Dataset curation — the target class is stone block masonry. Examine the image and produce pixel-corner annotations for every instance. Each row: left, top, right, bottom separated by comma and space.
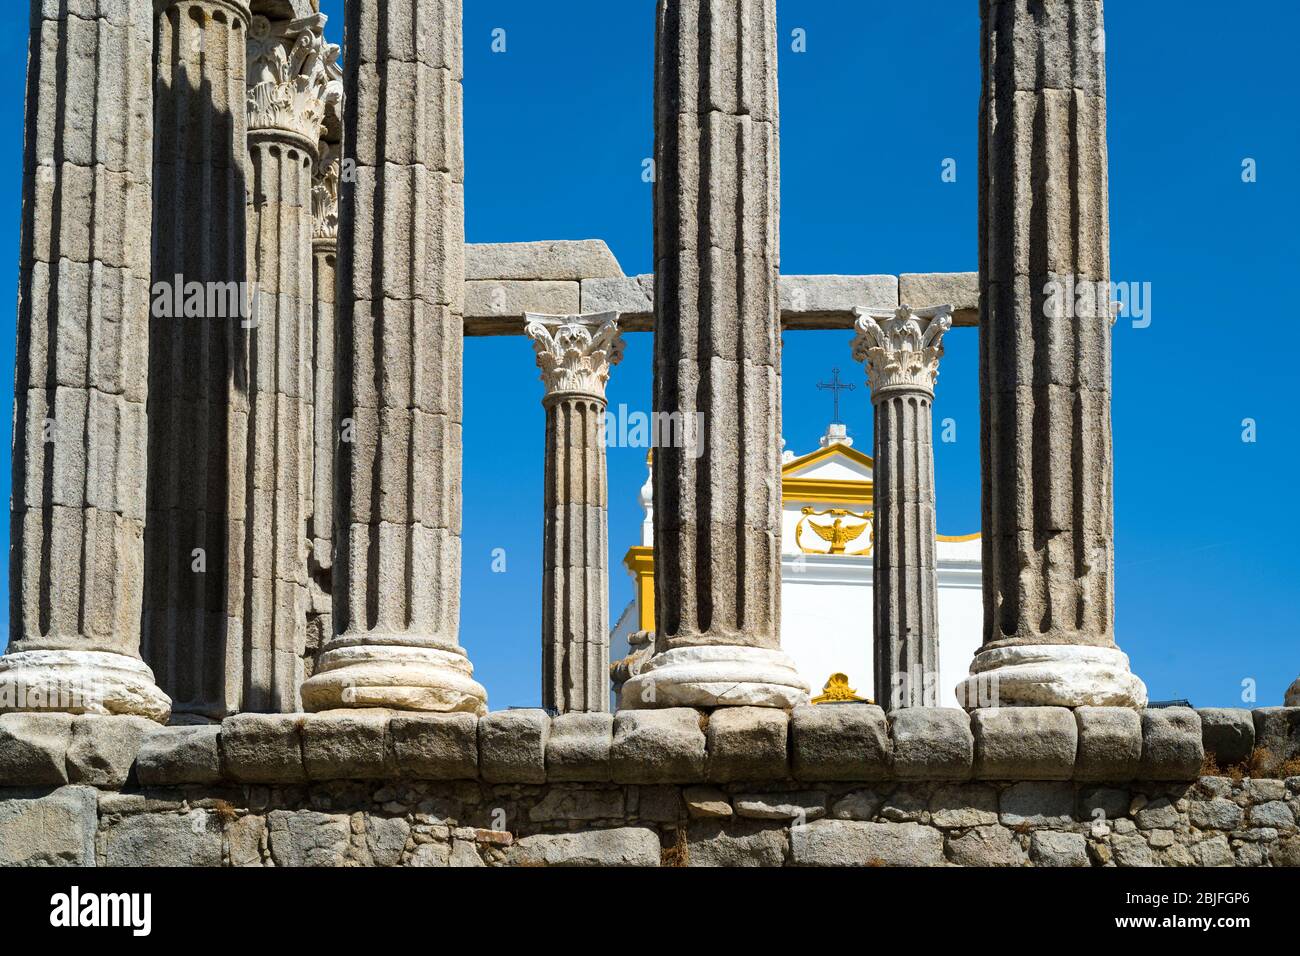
0, 708, 1296, 866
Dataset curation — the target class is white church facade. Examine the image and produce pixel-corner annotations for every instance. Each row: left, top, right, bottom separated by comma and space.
611, 425, 983, 709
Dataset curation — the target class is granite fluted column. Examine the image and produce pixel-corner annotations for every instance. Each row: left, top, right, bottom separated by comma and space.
241, 13, 340, 711
958, 0, 1146, 709
852, 305, 951, 710
141, 0, 251, 719
307, 133, 340, 680
1, 0, 169, 720
300, 0, 486, 713
525, 312, 624, 714
623, 0, 808, 709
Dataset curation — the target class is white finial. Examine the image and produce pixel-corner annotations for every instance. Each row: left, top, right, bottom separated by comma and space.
820, 423, 853, 448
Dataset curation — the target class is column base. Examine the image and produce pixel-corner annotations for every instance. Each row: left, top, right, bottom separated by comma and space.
621, 646, 810, 710
1286, 678, 1300, 708
0, 650, 171, 723
300, 642, 488, 715
956, 644, 1148, 710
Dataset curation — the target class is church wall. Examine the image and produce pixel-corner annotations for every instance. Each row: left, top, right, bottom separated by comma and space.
1, 707, 1295, 866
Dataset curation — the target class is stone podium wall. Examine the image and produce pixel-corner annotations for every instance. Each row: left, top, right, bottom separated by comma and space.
1, 707, 1297, 866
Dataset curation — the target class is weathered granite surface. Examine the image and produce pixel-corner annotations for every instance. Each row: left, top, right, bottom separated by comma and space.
460, 240, 978, 334
0, 708, 1295, 866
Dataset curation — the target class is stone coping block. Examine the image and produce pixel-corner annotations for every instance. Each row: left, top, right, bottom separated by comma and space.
1075, 706, 1142, 781
4, 708, 1292, 789
136, 725, 222, 786
973, 707, 1077, 780
220, 714, 307, 784
790, 704, 891, 781
390, 713, 479, 780
1199, 708, 1256, 766
1253, 707, 1300, 763
891, 708, 974, 781
480, 710, 550, 784
547, 713, 613, 782
1140, 708, 1205, 780
302, 711, 394, 781
611, 709, 706, 783
706, 707, 788, 782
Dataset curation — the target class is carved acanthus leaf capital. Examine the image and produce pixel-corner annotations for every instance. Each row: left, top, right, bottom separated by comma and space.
851, 304, 952, 397
247, 14, 343, 147
525, 312, 625, 399
313, 140, 341, 241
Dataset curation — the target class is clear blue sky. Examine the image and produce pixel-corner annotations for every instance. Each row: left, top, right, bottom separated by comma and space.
1, 2, 1295, 710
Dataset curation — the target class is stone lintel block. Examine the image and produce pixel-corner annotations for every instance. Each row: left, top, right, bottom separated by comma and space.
0, 712, 74, 785
219, 713, 307, 784
898, 272, 979, 323
611, 709, 706, 784
790, 704, 891, 781
779, 274, 898, 317
65, 714, 156, 788
1140, 708, 1205, 781
1252, 707, 1300, 764
973, 707, 1077, 780
466, 240, 624, 281
135, 725, 222, 786
389, 713, 479, 779
890, 708, 974, 781
463, 280, 579, 322
706, 706, 788, 782
546, 712, 613, 782
302, 711, 395, 781
580, 275, 653, 326
1074, 706, 1142, 781
1198, 708, 1256, 767
479, 710, 550, 784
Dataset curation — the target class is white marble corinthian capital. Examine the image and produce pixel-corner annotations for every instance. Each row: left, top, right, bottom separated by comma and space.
247, 14, 342, 145
524, 312, 625, 399
851, 304, 953, 397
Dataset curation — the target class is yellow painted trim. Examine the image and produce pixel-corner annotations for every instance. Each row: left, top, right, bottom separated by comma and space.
937, 532, 981, 542
782, 443, 875, 476
783, 478, 873, 505
624, 545, 656, 632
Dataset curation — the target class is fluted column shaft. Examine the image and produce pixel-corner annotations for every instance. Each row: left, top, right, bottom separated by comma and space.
526, 313, 624, 714
300, 0, 485, 713
141, 0, 251, 719
624, 0, 807, 709
852, 306, 951, 710
963, 0, 1145, 708
307, 212, 338, 677
240, 14, 338, 712
1, 0, 169, 720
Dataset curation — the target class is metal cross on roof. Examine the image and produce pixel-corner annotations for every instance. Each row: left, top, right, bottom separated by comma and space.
817, 368, 855, 424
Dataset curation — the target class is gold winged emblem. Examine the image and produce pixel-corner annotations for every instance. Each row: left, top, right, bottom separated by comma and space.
796, 507, 873, 555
